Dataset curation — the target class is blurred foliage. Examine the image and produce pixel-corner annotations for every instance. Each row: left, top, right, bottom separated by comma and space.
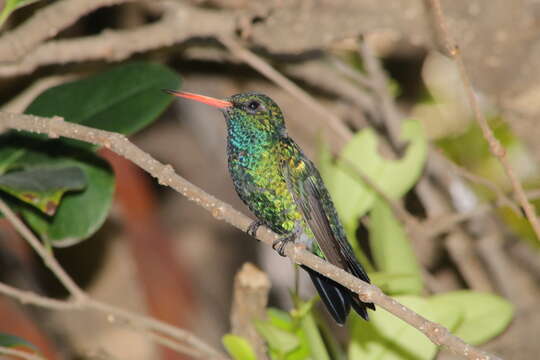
415, 52, 540, 247
369, 199, 423, 295
319, 119, 427, 259
0, 333, 39, 354
0, 62, 180, 246
223, 334, 257, 360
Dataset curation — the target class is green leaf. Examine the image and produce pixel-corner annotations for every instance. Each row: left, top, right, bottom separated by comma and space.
0, 62, 180, 245
0, 333, 38, 352
349, 295, 461, 360
369, 199, 423, 295
222, 334, 257, 360
256, 321, 300, 355
267, 308, 295, 331
0, 134, 114, 245
25, 62, 181, 150
0, 166, 86, 215
429, 291, 514, 345
322, 120, 427, 232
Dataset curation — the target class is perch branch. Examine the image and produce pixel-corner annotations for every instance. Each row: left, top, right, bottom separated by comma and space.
427, 0, 540, 244
0, 196, 226, 359
0, 111, 501, 360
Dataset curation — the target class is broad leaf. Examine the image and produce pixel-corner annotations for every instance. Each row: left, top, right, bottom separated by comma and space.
0, 134, 114, 245
430, 291, 514, 345
256, 321, 300, 355
321, 120, 427, 234
0, 166, 86, 215
26, 62, 180, 150
369, 199, 423, 295
222, 334, 257, 360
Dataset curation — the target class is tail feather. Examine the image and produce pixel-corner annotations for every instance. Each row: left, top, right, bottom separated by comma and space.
302, 265, 350, 325
302, 261, 375, 323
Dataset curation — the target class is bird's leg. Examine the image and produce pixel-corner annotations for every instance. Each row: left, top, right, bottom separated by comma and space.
246, 219, 264, 237
272, 222, 302, 257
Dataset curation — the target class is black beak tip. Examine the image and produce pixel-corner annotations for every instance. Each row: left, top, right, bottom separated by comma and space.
162, 89, 175, 95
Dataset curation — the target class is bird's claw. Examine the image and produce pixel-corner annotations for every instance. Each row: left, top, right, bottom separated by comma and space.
246, 219, 263, 237
272, 234, 294, 257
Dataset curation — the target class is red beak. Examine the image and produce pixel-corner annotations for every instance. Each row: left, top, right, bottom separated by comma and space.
164, 89, 232, 109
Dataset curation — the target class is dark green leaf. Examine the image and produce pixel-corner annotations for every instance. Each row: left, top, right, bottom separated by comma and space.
25, 62, 181, 150
0, 62, 180, 245
0, 166, 86, 215
0, 134, 114, 245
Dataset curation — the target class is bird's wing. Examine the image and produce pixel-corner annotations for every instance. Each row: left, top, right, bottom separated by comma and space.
280, 147, 348, 270
280, 140, 375, 319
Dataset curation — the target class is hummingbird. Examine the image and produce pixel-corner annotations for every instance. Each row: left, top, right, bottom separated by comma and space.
165, 90, 375, 324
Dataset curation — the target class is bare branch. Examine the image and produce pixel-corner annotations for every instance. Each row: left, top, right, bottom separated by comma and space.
0, 111, 501, 360
0, 4, 235, 77
0, 197, 86, 300
426, 0, 540, 245
0, 0, 136, 63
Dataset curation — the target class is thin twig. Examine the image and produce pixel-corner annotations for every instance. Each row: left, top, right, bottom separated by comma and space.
0, 195, 226, 360
357, 37, 403, 148
0, 111, 501, 360
0, 199, 86, 300
427, 0, 540, 244
0, 346, 44, 360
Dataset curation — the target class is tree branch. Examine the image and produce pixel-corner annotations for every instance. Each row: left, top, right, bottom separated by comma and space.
0, 111, 501, 360
0, 3, 235, 77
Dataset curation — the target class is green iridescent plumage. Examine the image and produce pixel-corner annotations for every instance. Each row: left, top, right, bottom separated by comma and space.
168, 90, 374, 324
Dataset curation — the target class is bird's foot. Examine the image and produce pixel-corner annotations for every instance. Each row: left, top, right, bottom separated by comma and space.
272, 234, 295, 257
246, 219, 264, 237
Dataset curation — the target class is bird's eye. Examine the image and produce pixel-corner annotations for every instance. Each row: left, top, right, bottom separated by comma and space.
247, 100, 260, 112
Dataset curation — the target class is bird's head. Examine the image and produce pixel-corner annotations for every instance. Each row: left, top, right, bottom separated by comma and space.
165, 90, 286, 137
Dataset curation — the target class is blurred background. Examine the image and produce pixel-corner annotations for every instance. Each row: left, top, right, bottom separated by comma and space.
0, 1, 540, 359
